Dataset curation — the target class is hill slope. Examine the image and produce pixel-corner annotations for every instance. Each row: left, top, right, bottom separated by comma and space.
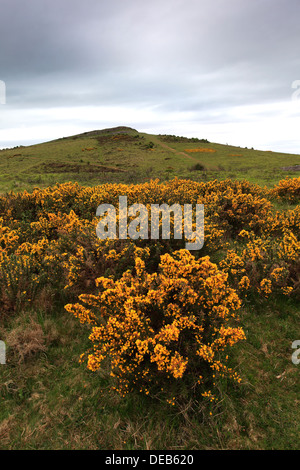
0, 126, 299, 193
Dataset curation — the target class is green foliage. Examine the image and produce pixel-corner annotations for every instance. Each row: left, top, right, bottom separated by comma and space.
190, 163, 206, 171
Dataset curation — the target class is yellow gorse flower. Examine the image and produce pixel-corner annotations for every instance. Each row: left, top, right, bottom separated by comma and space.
66, 249, 245, 401
0, 176, 299, 403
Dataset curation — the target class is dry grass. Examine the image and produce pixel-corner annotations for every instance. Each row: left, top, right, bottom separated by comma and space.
5, 316, 59, 364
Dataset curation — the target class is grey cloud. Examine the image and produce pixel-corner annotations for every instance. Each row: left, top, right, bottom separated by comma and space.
1, 0, 300, 151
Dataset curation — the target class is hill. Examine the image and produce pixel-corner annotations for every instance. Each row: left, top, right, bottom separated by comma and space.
0, 126, 299, 193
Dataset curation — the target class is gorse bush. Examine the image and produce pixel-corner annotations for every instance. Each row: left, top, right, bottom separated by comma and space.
65, 250, 245, 403
203, 189, 272, 238
271, 176, 300, 204
220, 232, 298, 300
0, 176, 299, 406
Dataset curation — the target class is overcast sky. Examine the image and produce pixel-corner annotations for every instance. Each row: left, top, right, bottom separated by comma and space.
1, 0, 300, 153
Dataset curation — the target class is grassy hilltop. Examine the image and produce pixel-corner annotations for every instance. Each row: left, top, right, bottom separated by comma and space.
0, 125, 299, 193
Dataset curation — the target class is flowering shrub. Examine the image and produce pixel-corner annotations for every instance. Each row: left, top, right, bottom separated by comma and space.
263, 205, 300, 239
65, 250, 245, 403
220, 230, 299, 300
1, 176, 299, 405
271, 177, 300, 204
202, 188, 272, 238
0, 252, 47, 313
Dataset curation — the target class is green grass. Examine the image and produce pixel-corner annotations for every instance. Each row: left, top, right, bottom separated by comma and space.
0, 127, 299, 193
1, 298, 299, 450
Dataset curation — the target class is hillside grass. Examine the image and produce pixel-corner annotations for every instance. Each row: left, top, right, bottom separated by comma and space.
0, 127, 299, 193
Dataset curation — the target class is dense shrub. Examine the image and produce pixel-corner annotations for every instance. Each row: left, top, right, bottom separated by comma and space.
65, 250, 245, 403
190, 163, 206, 171
1, 177, 299, 405
271, 176, 300, 203
220, 230, 300, 300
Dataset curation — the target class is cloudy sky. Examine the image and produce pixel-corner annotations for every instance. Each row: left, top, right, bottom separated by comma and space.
1, 0, 300, 153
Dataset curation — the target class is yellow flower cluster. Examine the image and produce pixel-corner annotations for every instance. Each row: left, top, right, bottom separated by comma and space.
184, 148, 216, 153
271, 176, 300, 204
220, 229, 298, 299
66, 250, 245, 401
0, 175, 299, 404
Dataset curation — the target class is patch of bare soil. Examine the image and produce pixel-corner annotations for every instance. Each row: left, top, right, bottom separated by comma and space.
150, 137, 199, 162
281, 165, 300, 171
37, 162, 126, 173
